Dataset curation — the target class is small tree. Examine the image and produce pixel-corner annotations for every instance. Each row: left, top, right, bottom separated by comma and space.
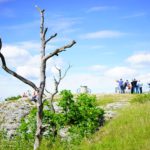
0, 6, 76, 150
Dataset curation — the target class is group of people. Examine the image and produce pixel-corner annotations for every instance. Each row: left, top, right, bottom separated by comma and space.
115, 78, 143, 94
22, 90, 38, 102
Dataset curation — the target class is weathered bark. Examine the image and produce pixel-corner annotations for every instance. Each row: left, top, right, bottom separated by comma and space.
34, 7, 46, 150
34, 7, 75, 150
0, 5, 76, 150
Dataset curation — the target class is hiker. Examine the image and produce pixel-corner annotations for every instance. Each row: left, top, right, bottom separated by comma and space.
31, 91, 38, 102
131, 79, 138, 94
115, 80, 120, 93
137, 80, 143, 94
118, 79, 124, 93
123, 80, 129, 93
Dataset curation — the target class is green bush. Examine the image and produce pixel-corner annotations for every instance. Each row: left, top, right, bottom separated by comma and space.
5, 95, 21, 101
17, 90, 104, 144
17, 108, 37, 140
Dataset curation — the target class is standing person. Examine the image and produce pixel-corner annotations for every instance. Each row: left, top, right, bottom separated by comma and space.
134, 79, 138, 93
138, 80, 143, 94
118, 79, 124, 93
32, 91, 38, 102
123, 80, 129, 93
131, 80, 134, 94
131, 79, 137, 93
131, 79, 137, 94
115, 80, 120, 93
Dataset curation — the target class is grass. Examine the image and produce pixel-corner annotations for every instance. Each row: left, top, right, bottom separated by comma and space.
1, 94, 150, 150
76, 102, 150, 150
96, 94, 135, 106
131, 93, 150, 103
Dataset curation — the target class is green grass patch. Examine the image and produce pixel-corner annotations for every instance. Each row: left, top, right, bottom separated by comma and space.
96, 94, 135, 106
77, 102, 150, 150
131, 93, 150, 103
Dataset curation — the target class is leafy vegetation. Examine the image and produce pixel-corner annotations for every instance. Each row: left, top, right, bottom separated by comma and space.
1, 93, 150, 150
5, 95, 21, 101
76, 102, 150, 150
16, 90, 104, 148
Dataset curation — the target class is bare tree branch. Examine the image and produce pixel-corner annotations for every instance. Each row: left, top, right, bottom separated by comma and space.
43, 28, 48, 39
44, 40, 76, 61
43, 65, 71, 110
35, 5, 45, 14
0, 39, 38, 91
0, 38, 2, 50
45, 33, 57, 44
60, 65, 71, 80
45, 88, 51, 94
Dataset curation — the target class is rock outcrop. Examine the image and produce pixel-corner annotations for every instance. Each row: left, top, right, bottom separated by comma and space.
0, 98, 35, 138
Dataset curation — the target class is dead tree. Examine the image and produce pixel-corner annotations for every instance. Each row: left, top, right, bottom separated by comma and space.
0, 6, 76, 150
43, 65, 71, 137
44, 65, 71, 113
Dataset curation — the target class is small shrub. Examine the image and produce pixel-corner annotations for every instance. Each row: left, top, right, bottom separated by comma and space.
17, 108, 37, 140
17, 90, 104, 146
5, 95, 21, 101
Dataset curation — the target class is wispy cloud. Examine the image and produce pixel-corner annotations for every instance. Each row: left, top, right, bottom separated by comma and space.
122, 12, 146, 19
87, 6, 117, 13
46, 17, 82, 34
105, 66, 137, 79
80, 30, 125, 39
126, 52, 150, 67
88, 65, 107, 72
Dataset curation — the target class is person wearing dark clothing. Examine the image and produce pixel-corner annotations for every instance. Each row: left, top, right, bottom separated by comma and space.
123, 80, 129, 93
131, 79, 137, 94
131, 80, 134, 94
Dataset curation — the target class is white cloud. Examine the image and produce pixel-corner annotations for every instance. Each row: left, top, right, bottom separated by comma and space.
46, 17, 81, 34
126, 52, 150, 67
16, 55, 65, 79
2, 45, 30, 58
2, 45, 31, 67
1, 43, 65, 79
53, 73, 115, 93
16, 65, 40, 79
88, 65, 107, 71
17, 41, 41, 51
87, 6, 116, 13
0, 75, 35, 100
80, 30, 125, 39
105, 66, 137, 79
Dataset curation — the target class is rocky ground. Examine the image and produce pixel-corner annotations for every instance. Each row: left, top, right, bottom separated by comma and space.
0, 98, 35, 138
102, 101, 130, 121
0, 96, 130, 138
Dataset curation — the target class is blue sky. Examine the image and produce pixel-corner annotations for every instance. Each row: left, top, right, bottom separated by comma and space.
0, 0, 150, 100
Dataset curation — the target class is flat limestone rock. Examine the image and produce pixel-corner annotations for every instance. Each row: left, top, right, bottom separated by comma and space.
0, 98, 35, 138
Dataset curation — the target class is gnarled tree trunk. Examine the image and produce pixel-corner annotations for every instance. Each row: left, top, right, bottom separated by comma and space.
0, 6, 76, 150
